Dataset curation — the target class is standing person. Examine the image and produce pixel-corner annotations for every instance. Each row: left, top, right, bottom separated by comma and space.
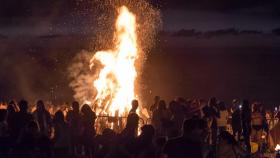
152, 100, 171, 136
80, 104, 97, 156
231, 100, 242, 141
217, 101, 229, 133
6, 101, 17, 141
33, 100, 52, 137
202, 97, 219, 146
251, 104, 263, 145
241, 100, 251, 153
217, 131, 247, 158
15, 100, 33, 139
53, 110, 70, 158
66, 101, 82, 154
150, 96, 160, 113
162, 118, 208, 158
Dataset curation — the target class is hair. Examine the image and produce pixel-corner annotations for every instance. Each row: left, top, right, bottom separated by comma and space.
218, 101, 226, 111
81, 104, 93, 115
158, 100, 166, 110
54, 110, 65, 123
18, 100, 28, 112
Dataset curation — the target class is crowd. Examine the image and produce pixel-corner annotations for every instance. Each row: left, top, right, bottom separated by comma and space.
0, 96, 280, 158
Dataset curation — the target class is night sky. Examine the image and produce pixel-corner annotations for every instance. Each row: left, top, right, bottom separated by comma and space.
1, 0, 280, 106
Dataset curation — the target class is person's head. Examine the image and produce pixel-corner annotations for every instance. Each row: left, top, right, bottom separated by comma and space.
140, 125, 155, 139
183, 118, 208, 141
154, 96, 160, 103
232, 99, 239, 106
72, 101, 79, 112
7, 104, 16, 113
219, 131, 237, 145
131, 99, 138, 110
36, 100, 45, 111
54, 110, 64, 123
158, 100, 167, 110
0, 109, 7, 122
81, 104, 92, 115
208, 97, 217, 107
169, 100, 177, 113
218, 101, 226, 111
18, 100, 28, 112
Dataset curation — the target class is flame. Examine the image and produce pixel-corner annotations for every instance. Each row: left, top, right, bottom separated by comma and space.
276, 144, 280, 151
90, 6, 138, 116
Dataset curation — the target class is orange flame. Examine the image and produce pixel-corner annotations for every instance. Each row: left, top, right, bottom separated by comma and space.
90, 6, 138, 116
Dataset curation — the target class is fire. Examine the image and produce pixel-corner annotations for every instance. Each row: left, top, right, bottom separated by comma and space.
90, 6, 139, 116
276, 144, 280, 151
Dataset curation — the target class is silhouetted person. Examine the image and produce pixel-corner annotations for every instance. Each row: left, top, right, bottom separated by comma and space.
202, 97, 219, 146
150, 96, 160, 112
231, 99, 242, 141
169, 100, 185, 137
241, 100, 251, 153
80, 104, 96, 156
251, 103, 263, 144
217, 131, 247, 158
33, 100, 52, 137
163, 118, 208, 158
135, 125, 156, 158
6, 101, 17, 140
0, 109, 11, 158
14, 100, 33, 139
53, 110, 70, 158
66, 101, 81, 154
129, 99, 139, 114
16, 120, 53, 158
95, 128, 117, 158
152, 100, 171, 136
110, 112, 139, 158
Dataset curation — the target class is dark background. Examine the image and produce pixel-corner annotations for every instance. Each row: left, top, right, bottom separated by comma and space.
1, 0, 280, 106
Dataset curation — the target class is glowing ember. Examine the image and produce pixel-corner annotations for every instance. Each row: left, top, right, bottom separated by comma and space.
276, 144, 280, 151
90, 6, 138, 116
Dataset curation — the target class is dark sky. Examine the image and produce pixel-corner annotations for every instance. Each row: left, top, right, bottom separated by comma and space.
1, 0, 280, 105
1, 0, 280, 31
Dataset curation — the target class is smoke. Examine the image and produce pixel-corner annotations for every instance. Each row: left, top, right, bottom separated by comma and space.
68, 0, 161, 104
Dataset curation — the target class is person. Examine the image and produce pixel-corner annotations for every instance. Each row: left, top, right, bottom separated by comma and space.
168, 100, 185, 137
16, 120, 53, 158
80, 104, 97, 156
33, 100, 52, 137
109, 113, 139, 158
202, 97, 219, 146
251, 103, 263, 144
14, 100, 33, 139
152, 100, 171, 136
162, 118, 208, 158
217, 101, 229, 133
0, 109, 11, 158
6, 101, 17, 140
66, 101, 82, 155
150, 96, 160, 113
217, 131, 247, 158
241, 100, 251, 153
135, 125, 156, 158
53, 110, 70, 158
231, 100, 242, 141
95, 128, 117, 158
